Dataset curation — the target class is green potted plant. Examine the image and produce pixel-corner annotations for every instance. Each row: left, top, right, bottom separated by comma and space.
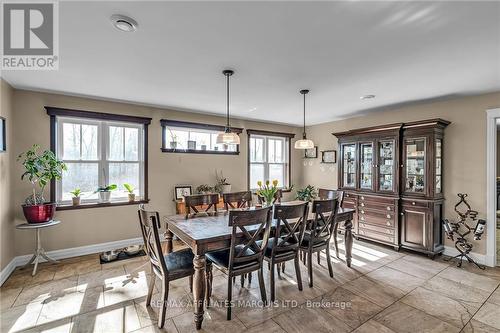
123, 183, 136, 202
256, 180, 279, 206
95, 184, 117, 203
215, 170, 231, 193
196, 184, 213, 194
70, 188, 82, 206
296, 185, 318, 202
170, 133, 178, 149
17, 144, 66, 223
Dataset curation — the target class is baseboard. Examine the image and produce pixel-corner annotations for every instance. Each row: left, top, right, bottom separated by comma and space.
443, 245, 489, 266
0, 237, 144, 286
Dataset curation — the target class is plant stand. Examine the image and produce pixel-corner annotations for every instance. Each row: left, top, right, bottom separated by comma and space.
16, 220, 61, 276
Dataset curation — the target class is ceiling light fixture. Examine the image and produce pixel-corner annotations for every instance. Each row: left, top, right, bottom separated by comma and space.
294, 89, 315, 149
360, 94, 376, 100
216, 70, 240, 145
110, 14, 138, 32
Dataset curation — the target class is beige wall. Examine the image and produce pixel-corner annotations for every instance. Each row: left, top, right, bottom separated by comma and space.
10, 90, 304, 257
0, 79, 15, 271
303, 92, 500, 254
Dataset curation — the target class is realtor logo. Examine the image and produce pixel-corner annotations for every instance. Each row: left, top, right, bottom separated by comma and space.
1, 1, 58, 70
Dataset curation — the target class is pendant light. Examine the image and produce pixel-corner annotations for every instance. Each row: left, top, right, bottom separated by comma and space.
294, 89, 315, 149
216, 69, 240, 145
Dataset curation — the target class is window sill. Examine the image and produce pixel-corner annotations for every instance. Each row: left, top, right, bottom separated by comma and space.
56, 199, 150, 211
161, 148, 239, 155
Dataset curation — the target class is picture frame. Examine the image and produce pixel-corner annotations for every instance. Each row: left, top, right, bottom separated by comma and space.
187, 140, 196, 150
304, 146, 318, 158
321, 150, 337, 163
0, 117, 5, 153
174, 185, 192, 201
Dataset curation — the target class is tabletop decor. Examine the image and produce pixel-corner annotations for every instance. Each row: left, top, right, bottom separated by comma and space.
443, 193, 486, 269
215, 169, 231, 193
256, 180, 279, 206
175, 185, 192, 201
296, 185, 317, 202
95, 183, 117, 203
18, 144, 66, 223
123, 183, 136, 202
70, 188, 81, 206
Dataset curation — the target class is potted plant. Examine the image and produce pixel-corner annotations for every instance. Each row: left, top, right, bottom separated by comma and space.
95, 184, 117, 203
215, 170, 231, 193
123, 183, 136, 202
17, 144, 66, 223
70, 188, 82, 206
256, 180, 279, 206
196, 184, 213, 194
296, 185, 317, 202
170, 133, 178, 149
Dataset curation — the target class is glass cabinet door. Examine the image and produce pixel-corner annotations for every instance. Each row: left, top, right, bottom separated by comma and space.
360, 143, 373, 190
405, 138, 426, 193
436, 139, 442, 194
342, 144, 356, 188
378, 140, 395, 192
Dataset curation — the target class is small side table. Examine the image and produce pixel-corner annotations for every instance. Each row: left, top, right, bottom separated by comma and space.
16, 220, 61, 276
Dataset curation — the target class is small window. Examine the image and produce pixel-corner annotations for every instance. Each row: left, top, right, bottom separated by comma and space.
161, 120, 242, 155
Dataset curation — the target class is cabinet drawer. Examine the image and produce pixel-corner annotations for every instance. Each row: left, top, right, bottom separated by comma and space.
359, 208, 395, 221
357, 228, 395, 244
359, 222, 395, 235
358, 201, 395, 212
342, 201, 356, 210
401, 199, 429, 208
358, 195, 395, 204
358, 214, 395, 227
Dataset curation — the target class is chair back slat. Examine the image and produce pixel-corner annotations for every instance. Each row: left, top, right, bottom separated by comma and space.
138, 204, 169, 276
185, 193, 219, 219
310, 199, 338, 243
271, 202, 309, 255
228, 207, 272, 271
318, 188, 344, 207
223, 191, 252, 210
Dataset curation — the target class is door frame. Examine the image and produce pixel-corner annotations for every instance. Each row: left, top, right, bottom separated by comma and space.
486, 108, 500, 267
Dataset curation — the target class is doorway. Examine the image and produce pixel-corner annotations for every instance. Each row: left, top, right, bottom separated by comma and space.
486, 108, 500, 267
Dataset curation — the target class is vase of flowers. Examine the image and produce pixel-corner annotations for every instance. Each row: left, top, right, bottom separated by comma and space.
256, 180, 279, 206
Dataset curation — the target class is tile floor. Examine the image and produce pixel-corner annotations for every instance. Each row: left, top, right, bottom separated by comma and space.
1, 238, 500, 333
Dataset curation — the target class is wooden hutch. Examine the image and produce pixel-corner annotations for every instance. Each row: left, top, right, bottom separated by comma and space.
333, 119, 450, 258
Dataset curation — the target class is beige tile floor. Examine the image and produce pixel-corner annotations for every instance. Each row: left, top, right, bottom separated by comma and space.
1, 239, 500, 333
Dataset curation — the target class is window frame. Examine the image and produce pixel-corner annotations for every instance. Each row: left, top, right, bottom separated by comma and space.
246, 129, 295, 191
47, 107, 151, 209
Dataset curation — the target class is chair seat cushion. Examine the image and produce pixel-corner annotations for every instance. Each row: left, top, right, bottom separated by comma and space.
206, 245, 259, 270
300, 232, 328, 247
164, 248, 195, 274
261, 238, 298, 258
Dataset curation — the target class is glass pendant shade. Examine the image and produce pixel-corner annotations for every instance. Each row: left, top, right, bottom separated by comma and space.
216, 131, 240, 145
294, 138, 314, 149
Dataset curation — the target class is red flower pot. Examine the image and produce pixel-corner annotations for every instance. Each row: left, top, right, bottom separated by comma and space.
22, 203, 56, 224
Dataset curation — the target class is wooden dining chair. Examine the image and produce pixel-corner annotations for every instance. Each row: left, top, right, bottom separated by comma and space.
317, 189, 344, 261
223, 191, 252, 210
138, 204, 194, 329
184, 193, 219, 219
299, 198, 338, 287
257, 189, 283, 205
205, 206, 272, 320
263, 202, 309, 302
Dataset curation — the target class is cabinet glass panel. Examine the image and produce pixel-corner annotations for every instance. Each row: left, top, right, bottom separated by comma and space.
405, 138, 426, 193
342, 144, 356, 188
360, 143, 373, 189
436, 139, 442, 194
378, 140, 395, 191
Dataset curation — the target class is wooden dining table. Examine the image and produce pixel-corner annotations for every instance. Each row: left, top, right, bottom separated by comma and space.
163, 203, 355, 330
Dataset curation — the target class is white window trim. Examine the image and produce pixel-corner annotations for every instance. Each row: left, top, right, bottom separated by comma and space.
249, 134, 290, 190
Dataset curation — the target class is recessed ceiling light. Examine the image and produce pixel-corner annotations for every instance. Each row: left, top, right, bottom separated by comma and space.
110, 14, 138, 32
360, 94, 376, 100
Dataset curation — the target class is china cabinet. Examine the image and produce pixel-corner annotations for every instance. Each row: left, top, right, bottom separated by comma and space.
333, 119, 450, 257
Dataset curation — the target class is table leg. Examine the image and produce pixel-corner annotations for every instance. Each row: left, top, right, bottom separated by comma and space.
165, 229, 173, 254
192, 254, 206, 330
344, 218, 353, 268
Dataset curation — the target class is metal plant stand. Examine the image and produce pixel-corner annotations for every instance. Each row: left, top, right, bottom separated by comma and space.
443, 194, 486, 270
16, 220, 61, 276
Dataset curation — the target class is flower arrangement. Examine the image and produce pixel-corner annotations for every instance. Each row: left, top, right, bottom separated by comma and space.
296, 185, 317, 202
256, 180, 279, 206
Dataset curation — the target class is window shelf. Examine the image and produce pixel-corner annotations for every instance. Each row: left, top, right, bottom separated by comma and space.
160, 148, 239, 155
56, 199, 150, 211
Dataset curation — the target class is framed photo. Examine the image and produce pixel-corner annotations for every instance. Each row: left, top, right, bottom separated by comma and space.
187, 140, 196, 150
321, 150, 337, 163
304, 146, 318, 158
0, 117, 5, 153
175, 185, 192, 201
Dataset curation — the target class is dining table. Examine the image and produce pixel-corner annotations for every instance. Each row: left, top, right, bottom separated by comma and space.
163, 202, 355, 330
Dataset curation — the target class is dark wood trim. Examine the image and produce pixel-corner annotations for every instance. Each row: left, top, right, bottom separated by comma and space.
143, 125, 149, 201
0, 116, 6, 152
160, 148, 239, 155
332, 123, 403, 138
56, 199, 150, 211
402, 118, 450, 129
160, 119, 243, 134
49, 115, 56, 203
246, 129, 295, 138
46, 107, 152, 125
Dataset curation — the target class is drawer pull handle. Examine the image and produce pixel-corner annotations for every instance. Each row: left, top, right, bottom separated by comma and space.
387, 214, 391, 219
400, 212, 404, 216
361, 216, 365, 221
412, 202, 416, 205
361, 203, 365, 207
386, 221, 391, 226
387, 206, 391, 211
361, 196, 364, 200
361, 210, 365, 214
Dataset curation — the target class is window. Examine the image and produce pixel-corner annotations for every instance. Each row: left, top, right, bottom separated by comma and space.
47, 107, 151, 207
161, 120, 242, 155
247, 129, 294, 190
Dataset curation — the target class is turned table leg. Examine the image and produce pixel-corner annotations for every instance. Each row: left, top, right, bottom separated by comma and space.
165, 228, 173, 254
344, 218, 353, 268
193, 254, 206, 330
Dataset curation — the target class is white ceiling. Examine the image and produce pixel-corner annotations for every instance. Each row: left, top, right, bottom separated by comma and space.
2, 1, 500, 126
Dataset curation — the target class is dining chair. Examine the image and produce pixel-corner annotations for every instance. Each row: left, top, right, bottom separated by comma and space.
223, 191, 253, 210
299, 198, 338, 287
257, 189, 283, 205
317, 189, 344, 262
205, 206, 272, 320
263, 202, 309, 302
138, 204, 195, 329
184, 193, 219, 219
